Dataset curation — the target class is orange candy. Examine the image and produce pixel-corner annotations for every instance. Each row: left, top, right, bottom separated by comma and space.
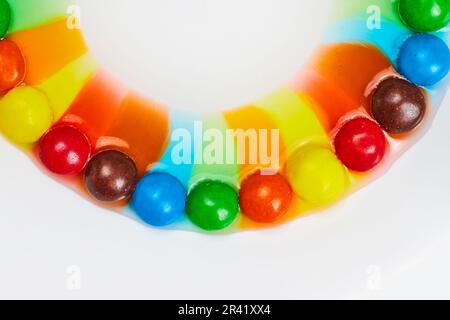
239, 171, 293, 223
0, 39, 26, 93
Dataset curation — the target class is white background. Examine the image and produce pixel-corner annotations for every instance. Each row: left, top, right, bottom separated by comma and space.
76, 0, 330, 111
1, 0, 450, 299
1, 104, 450, 299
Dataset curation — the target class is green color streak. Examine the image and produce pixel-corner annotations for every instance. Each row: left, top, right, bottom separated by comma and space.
332, 0, 401, 23
8, 0, 69, 33
189, 113, 239, 189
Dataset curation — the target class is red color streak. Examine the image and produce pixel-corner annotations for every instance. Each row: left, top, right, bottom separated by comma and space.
292, 43, 392, 132
58, 70, 128, 145
104, 93, 170, 176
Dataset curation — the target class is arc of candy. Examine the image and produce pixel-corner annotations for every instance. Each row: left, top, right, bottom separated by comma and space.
2, 0, 448, 230
1, 0, 404, 227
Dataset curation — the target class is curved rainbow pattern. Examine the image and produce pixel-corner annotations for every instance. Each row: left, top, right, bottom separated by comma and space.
1, 0, 449, 232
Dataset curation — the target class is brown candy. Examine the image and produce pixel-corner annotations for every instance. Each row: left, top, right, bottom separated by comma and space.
371, 77, 426, 134
84, 150, 138, 202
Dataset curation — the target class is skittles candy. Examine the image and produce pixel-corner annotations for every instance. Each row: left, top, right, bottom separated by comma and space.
0, 0, 450, 234
0, 0, 10, 39
39, 126, 91, 175
0, 87, 53, 144
399, 0, 450, 32
287, 147, 349, 205
186, 180, 239, 231
85, 150, 138, 202
132, 172, 186, 227
372, 78, 426, 134
397, 34, 450, 87
334, 118, 386, 173
0, 39, 25, 92
239, 171, 293, 223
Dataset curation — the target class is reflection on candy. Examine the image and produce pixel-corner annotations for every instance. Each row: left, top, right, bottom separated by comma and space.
334, 118, 386, 172
0, 86, 53, 144
131, 172, 186, 227
397, 34, 450, 87
39, 126, 91, 175
0, 39, 25, 92
0, 0, 10, 39
85, 150, 138, 202
399, 0, 450, 32
287, 147, 349, 205
186, 180, 239, 231
372, 78, 426, 134
239, 171, 293, 223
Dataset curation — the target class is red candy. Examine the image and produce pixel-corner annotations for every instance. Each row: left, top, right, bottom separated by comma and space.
39, 126, 91, 175
0, 39, 26, 93
239, 171, 293, 223
334, 118, 386, 172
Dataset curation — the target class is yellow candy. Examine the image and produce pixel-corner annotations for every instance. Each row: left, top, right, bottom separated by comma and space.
0, 86, 53, 144
287, 146, 349, 205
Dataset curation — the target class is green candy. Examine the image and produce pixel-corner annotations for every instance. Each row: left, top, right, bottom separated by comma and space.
0, 0, 11, 39
399, 0, 450, 32
186, 180, 239, 231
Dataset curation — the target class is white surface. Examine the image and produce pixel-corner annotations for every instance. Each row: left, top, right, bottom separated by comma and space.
76, 0, 331, 111
1, 0, 450, 300
0, 94, 449, 300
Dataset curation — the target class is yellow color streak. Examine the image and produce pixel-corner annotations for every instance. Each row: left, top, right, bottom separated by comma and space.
37, 54, 99, 120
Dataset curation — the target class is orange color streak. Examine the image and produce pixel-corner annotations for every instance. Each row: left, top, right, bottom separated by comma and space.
224, 105, 288, 229
292, 43, 392, 131
58, 70, 128, 145
224, 105, 286, 179
293, 72, 359, 132
104, 93, 170, 176
8, 19, 87, 85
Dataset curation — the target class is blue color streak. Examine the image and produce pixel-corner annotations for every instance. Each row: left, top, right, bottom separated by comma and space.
151, 110, 201, 187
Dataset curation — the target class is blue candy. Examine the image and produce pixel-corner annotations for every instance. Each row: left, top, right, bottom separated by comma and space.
397, 34, 450, 87
131, 172, 187, 227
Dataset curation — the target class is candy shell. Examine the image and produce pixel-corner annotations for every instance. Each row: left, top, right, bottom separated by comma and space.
399, 0, 450, 32
372, 78, 426, 134
186, 180, 239, 231
239, 171, 293, 223
334, 118, 386, 172
131, 172, 186, 227
287, 147, 349, 205
39, 126, 91, 175
85, 150, 138, 202
0, 39, 26, 92
0, 0, 11, 39
397, 34, 450, 87
0, 87, 53, 144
